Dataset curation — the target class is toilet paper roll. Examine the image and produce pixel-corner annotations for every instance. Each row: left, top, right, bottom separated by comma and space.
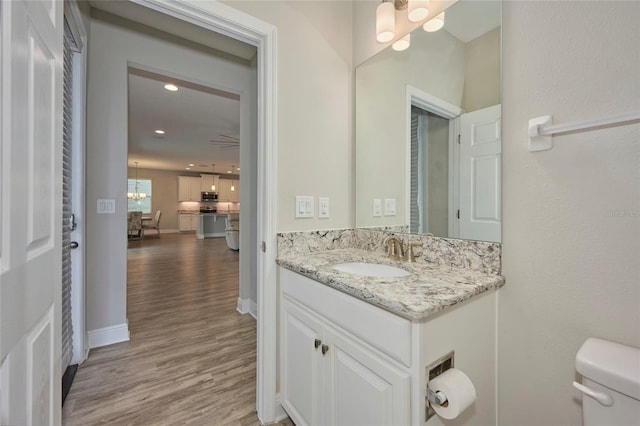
428, 368, 477, 420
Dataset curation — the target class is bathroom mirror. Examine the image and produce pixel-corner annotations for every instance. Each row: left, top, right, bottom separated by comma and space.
355, 0, 502, 242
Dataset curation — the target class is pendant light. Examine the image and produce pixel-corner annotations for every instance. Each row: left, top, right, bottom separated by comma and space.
211, 164, 216, 191
376, 0, 395, 43
127, 161, 147, 200
423, 11, 445, 32
408, 0, 429, 22
230, 165, 236, 191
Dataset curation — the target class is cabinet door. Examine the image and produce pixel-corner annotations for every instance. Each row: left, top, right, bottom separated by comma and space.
190, 216, 199, 231
324, 328, 411, 426
178, 215, 192, 231
178, 177, 191, 201
230, 179, 240, 202
189, 177, 201, 201
281, 300, 324, 426
200, 174, 213, 192
217, 179, 231, 201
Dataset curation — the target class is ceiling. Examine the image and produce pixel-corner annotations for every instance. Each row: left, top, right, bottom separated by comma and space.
89, 1, 255, 174
127, 68, 241, 174
444, 0, 501, 43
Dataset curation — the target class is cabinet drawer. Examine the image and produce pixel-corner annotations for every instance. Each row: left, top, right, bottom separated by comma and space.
281, 268, 411, 367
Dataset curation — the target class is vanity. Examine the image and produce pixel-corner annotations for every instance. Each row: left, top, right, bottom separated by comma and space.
277, 229, 504, 426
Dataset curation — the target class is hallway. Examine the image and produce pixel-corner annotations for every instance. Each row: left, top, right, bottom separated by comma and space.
62, 234, 286, 425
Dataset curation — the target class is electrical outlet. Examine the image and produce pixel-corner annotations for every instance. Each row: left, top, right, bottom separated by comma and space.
384, 198, 396, 216
295, 196, 314, 218
318, 197, 329, 218
97, 199, 115, 214
373, 199, 382, 217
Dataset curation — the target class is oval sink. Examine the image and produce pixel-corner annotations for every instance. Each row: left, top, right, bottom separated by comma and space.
332, 262, 410, 278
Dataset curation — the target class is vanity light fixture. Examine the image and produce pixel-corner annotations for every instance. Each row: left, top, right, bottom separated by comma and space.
164, 83, 178, 92
127, 161, 147, 200
408, 0, 429, 22
376, 0, 395, 43
392, 33, 411, 51
154, 129, 165, 135
211, 164, 216, 191
423, 11, 445, 32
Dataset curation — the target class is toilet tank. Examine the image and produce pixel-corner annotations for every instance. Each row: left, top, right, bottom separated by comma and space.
575, 338, 640, 426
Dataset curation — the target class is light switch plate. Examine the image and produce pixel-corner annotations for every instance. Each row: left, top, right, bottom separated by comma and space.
384, 198, 396, 216
97, 199, 115, 214
318, 197, 329, 218
295, 196, 314, 218
373, 199, 382, 217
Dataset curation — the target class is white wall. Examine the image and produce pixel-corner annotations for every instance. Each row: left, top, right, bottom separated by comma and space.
222, 1, 354, 232
500, 2, 640, 425
86, 10, 255, 334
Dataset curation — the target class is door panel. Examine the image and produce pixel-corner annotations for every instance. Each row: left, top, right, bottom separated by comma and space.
281, 300, 323, 426
1, 0, 63, 424
459, 104, 502, 242
326, 329, 410, 426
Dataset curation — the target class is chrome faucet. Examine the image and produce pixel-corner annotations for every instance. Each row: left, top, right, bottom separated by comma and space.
383, 236, 423, 262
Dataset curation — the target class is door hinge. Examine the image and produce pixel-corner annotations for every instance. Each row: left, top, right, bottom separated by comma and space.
457, 134, 461, 144
457, 210, 460, 219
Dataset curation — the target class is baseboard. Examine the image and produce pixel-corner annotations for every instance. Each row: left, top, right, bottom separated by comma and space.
87, 322, 130, 348
236, 297, 257, 319
160, 228, 179, 234
274, 393, 288, 423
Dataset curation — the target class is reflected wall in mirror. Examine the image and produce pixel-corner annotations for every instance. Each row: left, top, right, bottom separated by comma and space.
355, 0, 502, 242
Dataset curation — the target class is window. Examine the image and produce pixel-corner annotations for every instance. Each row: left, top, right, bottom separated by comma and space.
127, 178, 152, 213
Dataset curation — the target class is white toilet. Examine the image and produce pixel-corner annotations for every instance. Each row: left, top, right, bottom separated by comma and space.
225, 213, 239, 251
574, 338, 640, 425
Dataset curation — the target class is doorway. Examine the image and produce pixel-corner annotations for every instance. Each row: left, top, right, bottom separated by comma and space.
79, 1, 278, 422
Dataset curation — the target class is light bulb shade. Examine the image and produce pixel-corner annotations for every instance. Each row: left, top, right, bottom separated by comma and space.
211, 184, 216, 191
408, 0, 429, 22
392, 33, 411, 51
231, 184, 235, 191
423, 11, 444, 32
376, 1, 395, 43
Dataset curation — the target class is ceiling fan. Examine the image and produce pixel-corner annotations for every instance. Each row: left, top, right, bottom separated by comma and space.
210, 135, 239, 150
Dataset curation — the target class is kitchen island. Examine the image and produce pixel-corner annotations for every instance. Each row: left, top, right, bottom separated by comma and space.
196, 213, 228, 239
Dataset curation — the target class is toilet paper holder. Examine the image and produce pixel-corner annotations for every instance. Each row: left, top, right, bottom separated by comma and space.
425, 350, 455, 421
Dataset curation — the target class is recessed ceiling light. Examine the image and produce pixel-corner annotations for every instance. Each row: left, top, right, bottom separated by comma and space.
189, 163, 195, 167
164, 83, 178, 92
155, 129, 165, 135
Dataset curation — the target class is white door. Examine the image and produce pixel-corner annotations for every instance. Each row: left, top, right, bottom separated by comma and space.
459, 104, 501, 242
1, 0, 63, 424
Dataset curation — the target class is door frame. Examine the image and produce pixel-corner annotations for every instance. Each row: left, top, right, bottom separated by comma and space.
64, 0, 89, 366
405, 85, 461, 237
130, 0, 278, 422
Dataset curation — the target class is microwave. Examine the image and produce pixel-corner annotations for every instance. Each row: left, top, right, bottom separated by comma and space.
201, 191, 218, 202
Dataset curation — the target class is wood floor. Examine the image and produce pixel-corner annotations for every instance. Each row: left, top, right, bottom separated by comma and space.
62, 233, 293, 425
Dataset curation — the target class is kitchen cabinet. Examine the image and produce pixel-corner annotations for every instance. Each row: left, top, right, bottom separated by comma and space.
281, 270, 410, 426
200, 174, 219, 192
178, 214, 198, 231
217, 178, 239, 202
178, 176, 201, 201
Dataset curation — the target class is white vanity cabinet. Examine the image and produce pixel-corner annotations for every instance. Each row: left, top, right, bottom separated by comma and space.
280, 266, 498, 426
281, 269, 411, 426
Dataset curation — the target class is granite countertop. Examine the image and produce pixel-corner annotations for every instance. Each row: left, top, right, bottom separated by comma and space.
276, 249, 505, 322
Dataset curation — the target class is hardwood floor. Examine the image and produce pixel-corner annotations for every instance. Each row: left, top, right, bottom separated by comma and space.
62, 233, 293, 425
